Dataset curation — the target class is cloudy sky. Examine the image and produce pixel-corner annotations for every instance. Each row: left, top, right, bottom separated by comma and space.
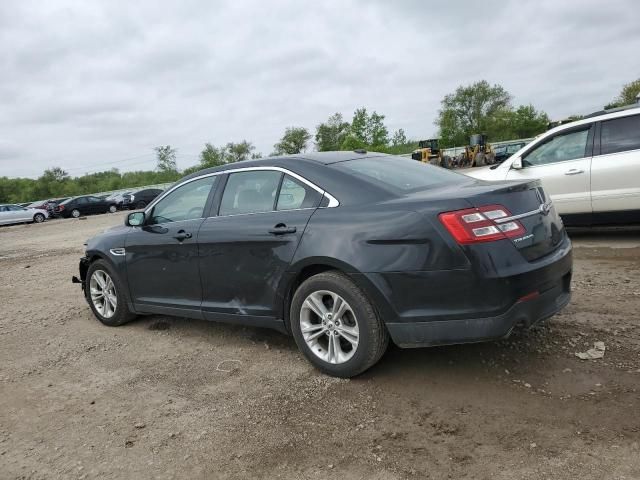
1, 0, 638, 178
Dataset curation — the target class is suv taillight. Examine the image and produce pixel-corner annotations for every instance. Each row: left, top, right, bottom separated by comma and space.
439, 205, 525, 244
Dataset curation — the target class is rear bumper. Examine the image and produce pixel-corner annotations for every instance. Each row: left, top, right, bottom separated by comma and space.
351, 236, 573, 348
386, 274, 571, 348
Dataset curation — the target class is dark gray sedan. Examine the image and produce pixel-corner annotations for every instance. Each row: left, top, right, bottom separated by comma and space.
73, 151, 572, 377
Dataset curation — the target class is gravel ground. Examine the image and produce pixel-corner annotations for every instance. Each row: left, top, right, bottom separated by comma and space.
1, 213, 639, 479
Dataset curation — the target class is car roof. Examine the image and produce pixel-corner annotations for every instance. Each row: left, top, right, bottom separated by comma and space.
181, 151, 391, 181
547, 105, 640, 136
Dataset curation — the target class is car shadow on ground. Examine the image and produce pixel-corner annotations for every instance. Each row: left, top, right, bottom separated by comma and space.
134, 313, 556, 381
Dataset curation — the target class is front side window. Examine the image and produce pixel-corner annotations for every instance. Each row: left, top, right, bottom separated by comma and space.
219, 171, 282, 216
523, 128, 590, 167
149, 176, 216, 225
276, 175, 322, 211
601, 115, 640, 155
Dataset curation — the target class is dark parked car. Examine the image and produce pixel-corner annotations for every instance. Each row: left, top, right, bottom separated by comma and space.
55, 195, 117, 218
121, 188, 163, 210
46, 197, 70, 218
73, 151, 572, 377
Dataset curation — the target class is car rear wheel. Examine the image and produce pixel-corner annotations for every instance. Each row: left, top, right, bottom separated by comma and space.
33, 213, 45, 223
135, 201, 146, 209
71, 209, 81, 218
85, 259, 136, 327
290, 271, 389, 378
109, 205, 117, 213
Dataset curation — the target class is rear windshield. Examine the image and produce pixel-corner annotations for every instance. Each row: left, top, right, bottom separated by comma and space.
334, 156, 467, 193
59, 198, 74, 205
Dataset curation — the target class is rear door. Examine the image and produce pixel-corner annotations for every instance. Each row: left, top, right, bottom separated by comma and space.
198, 170, 322, 322
506, 124, 594, 217
591, 113, 640, 220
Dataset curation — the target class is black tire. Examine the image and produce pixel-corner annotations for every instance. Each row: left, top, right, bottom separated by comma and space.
85, 259, 137, 327
71, 209, 81, 218
108, 205, 117, 213
33, 213, 45, 223
135, 201, 146, 210
290, 271, 389, 378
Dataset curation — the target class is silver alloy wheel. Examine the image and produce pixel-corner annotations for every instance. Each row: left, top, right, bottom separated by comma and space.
72, 209, 80, 218
89, 270, 117, 319
109, 205, 117, 213
34, 214, 44, 223
300, 290, 359, 364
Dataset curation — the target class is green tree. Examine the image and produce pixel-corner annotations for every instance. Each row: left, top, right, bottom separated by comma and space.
340, 108, 390, 151
510, 105, 549, 139
199, 143, 226, 168
155, 145, 177, 173
606, 78, 640, 108
225, 140, 255, 163
367, 112, 389, 148
315, 113, 350, 151
436, 80, 512, 147
391, 129, 408, 146
273, 127, 311, 155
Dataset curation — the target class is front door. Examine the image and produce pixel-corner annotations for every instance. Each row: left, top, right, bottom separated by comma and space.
125, 175, 218, 317
506, 124, 593, 217
198, 171, 322, 322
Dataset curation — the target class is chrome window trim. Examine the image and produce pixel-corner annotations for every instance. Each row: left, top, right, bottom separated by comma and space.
143, 166, 340, 220
494, 202, 553, 224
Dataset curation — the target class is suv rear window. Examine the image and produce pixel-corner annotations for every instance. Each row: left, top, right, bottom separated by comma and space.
601, 114, 640, 155
334, 156, 467, 192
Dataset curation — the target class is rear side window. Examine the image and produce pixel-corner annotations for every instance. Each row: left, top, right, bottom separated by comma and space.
523, 128, 589, 166
276, 175, 322, 211
601, 115, 640, 155
219, 171, 282, 216
334, 157, 466, 192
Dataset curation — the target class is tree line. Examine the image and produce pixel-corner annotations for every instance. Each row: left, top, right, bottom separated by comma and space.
1, 78, 638, 204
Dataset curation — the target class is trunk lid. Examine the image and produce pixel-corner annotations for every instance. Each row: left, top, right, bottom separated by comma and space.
405, 178, 565, 261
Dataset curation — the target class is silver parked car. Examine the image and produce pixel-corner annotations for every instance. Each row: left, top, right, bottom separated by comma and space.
0, 204, 49, 225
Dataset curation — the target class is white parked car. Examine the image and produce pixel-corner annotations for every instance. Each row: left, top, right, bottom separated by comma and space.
465, 105, 640, 226
0, 204, 49, 225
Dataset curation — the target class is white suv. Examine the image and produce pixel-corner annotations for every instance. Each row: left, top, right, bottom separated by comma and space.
465, 106, 640, 226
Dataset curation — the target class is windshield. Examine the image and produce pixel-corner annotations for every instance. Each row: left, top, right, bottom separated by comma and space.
334, 156, 467, 193
60, 198, 74, 205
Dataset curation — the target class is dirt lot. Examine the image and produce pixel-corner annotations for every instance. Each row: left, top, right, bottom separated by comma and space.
1, 213, 639, 479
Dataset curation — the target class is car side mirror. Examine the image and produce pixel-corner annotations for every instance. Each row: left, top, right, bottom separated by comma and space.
511, 157, 523, 170
126, 211, 145, 227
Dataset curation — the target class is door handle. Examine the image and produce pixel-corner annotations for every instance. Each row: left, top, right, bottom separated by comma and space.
564, 169, 584, 175
268, 224, 297, 235
174, 230, 192, 241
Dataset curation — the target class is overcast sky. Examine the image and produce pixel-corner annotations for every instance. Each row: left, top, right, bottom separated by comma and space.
1, 0, 638, 178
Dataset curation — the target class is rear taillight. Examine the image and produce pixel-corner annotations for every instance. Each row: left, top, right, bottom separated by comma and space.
57, 205, 64, 211
439, 204, 525, 244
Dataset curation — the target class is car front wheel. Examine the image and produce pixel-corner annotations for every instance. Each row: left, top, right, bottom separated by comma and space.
85, 259, 136, 327
290, 271, 389, 378
33, 213, 45, 223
